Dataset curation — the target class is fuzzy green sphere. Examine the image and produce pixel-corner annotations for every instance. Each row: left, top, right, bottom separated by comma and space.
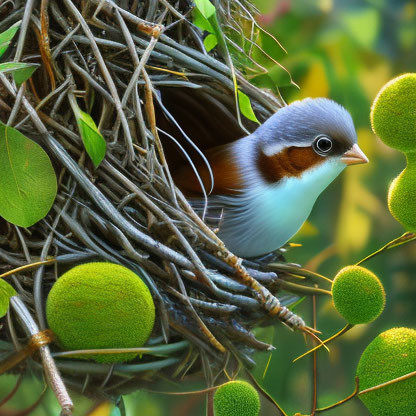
357, 327, 416, 416
214, 381, 260, 416
388, 156, 416, 232
46, 262, 155, 363
332, 266, 385, 325
370, 73, 416, 153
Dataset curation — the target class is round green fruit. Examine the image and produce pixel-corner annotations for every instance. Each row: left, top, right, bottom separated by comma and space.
214, 381, 260, 416
388, 156, 416, 232
357, 327, 416, 416
46, 262, 155, 363
332, 266, 385, 325
370, 73, 416, 153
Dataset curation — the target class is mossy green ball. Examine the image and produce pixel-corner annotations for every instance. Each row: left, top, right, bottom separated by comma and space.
332, 266, 385, 325
388, 157, 416, 232
370, 73, 416, 153
357, 327, 416, 416
214, 381, 260, 416
46, 262, 155, 363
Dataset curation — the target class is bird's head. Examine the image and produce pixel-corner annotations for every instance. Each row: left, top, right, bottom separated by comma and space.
252, 98, 368, 185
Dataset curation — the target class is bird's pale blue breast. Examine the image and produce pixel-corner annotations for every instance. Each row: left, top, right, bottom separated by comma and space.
217, 157, 346, 258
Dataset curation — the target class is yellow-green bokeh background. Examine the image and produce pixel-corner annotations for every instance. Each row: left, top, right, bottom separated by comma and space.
1, 0, 415, 415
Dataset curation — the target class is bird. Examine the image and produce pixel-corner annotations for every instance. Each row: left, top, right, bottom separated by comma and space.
173, 97, 369, 258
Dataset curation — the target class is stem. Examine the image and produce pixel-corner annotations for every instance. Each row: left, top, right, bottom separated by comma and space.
314, 377, 360, 413
356, 232, 416, 266
311, 294, 318, 415
52, 341, 189, 358
0, 259, 56, 280
245, 370, 288, 416
10, 296, 73, 415
268, 263, 332, 284
294, 324, 353, 363
359, 370, 416, 395
314, 370, 416, 414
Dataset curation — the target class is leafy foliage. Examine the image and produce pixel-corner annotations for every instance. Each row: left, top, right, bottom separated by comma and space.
0, 122, 57, 227
76, 110, 107, 168
0, 20, 20, 58
0, 279, 16, 318
0, 62, 40, 85
237, 90, 260, 123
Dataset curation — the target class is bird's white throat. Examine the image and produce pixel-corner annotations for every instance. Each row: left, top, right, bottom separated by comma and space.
217, 159, 345, 257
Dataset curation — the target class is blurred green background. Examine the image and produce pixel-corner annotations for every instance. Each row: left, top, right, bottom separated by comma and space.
1, 0, 415, 415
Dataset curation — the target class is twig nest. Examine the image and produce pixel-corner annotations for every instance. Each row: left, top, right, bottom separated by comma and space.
357, 327, 416, 416
332, 266, 385, 325
46, 262, 155, 363
214, 381, 260, 416
370, 73, 416, 153
388, 153, 416, 231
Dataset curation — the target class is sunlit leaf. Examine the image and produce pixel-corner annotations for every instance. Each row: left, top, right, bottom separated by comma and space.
12, 64, 39, 85
76, 110, 106, 168
194, 0, 216, 20
0, 279, 16, 318
0, 20, 21, 58
203, 33, 218, 51
237, 90, 260, 123
0, 122, 57, 227
193, 7, 214, 33
0, 62, 39, 85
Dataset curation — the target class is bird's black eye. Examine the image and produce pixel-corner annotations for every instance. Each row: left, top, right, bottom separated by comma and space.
313, 136, 333, 154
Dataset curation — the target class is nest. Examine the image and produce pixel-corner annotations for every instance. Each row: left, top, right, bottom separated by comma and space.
0, 0, 325, 412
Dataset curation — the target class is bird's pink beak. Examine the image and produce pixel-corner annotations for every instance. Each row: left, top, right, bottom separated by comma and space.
341, 144, 369, 166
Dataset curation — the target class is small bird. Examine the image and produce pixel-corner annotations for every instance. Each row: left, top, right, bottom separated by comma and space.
174, 98, 368, 258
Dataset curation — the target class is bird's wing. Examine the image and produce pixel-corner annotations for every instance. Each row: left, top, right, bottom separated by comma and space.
172, 143, 245, 196
187, 197, 225, 229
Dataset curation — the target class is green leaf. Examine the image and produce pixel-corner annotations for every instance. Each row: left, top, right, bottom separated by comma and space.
237, 91, 260, 124
0, 279, 16, 318
0, 122, 57, 228
193, 7, 214, 33
0, 21, 21, 58
0, 62, 39, 85
76, 110, 106, 168
203, 34, 218, 52
12, 64, 39, 85
194, 0, 216, 20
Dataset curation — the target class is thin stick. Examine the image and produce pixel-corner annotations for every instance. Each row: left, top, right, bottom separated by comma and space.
0, 259, 56, 280
62, 0, 135, 161
311, 293, 318, 415
294, 324, 353, 363
13, 0, 35, 61
356, 232, 416, 266
359, 370, 416, 395
10, 296, 73, 415
314, 377, 360, 413
314, 370, 416, 413
246, 370, 288, 416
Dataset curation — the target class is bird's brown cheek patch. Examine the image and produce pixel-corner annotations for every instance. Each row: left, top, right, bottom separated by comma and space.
257, 146, 325, 183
